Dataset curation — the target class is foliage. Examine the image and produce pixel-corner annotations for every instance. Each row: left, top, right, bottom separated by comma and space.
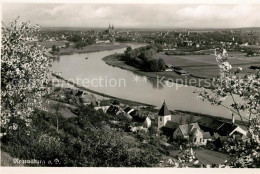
66, 34, 95, 49
123, 45, 166, 72
1, 105, 162, 167
67, 34, 82, 42
196, 49, 260, 167
65, 42, 70, 48
1, 18, 52, 136
51, 45, 60, 53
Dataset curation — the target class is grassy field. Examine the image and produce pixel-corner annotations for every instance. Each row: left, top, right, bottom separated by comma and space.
154, 52, 260, 79
194, 149, 229, 165
170, 149, 228, 165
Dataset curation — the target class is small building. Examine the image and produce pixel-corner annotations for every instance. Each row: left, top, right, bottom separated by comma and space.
143, 117, 152, 128
217, 122, 247, 137
196, 117, 225, 135
165, 68, 173, 72
158, 101, 172, 130
130, 110, 152, 128
106, 105, 120, 115
197, 117, 248, 140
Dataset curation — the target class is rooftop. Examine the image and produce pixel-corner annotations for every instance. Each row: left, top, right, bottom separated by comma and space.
164, 121, 179, 130
158, 101, 171, 116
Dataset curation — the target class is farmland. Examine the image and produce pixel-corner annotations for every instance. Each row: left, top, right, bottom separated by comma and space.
155, 51, 260, 79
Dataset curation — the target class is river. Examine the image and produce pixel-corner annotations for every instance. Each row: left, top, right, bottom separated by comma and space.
51, 43, 243, 120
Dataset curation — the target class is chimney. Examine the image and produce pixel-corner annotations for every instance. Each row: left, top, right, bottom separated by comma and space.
232, 113, 235, 124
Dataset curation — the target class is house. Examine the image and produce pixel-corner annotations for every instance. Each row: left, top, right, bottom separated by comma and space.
197, 117, 248, 140
196, 117, 225, 135
183, 41, 193, 47
173, 123, 200, 139
217, 122, 247, 138
129, 109, 152, 128
123, 107, 135, 120
143, 117, 152, 128
106, 105, 120, 115
172, 123, 211, 146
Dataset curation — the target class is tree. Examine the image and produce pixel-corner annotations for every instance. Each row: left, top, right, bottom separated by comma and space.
124, 46, 135, 60
149, 59, 158, 72
65, 42, 70, 48
158, 58, 166, 71
1, 18, 52, 136
196, 49, 260, 167
68, 34, 81, 42
52, 45, 60, 53
179, 117, 183, 124
51, 102, 62, 132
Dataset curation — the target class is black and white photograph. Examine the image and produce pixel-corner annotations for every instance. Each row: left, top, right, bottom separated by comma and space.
0, 0, 260, 171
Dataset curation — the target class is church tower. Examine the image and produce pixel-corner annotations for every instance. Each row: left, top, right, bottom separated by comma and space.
158, 101, 171, 130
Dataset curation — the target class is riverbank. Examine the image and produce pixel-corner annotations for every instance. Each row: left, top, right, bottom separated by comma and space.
58, 43, 129, 55
102, 53, 214, 89
51, 73, 248, 127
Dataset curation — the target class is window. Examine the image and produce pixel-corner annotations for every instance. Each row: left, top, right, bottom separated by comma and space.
194, 138, 196, 142
160, 117, 162, 121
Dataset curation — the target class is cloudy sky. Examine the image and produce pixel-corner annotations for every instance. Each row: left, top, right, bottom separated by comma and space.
2, 3, 260, 28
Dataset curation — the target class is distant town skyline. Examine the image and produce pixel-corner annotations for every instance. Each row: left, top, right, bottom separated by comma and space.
2, 3, 260, 29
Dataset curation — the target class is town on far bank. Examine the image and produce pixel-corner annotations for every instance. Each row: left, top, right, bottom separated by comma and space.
39, 24, 260, 88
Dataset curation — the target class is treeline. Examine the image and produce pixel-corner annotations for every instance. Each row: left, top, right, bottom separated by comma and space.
246, 49, 260, 57
67, 34, 96, 49
165, 50, 207, 56
122, 45, 166, 72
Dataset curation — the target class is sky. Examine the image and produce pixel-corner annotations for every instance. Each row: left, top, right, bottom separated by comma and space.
1, 3, 260, 29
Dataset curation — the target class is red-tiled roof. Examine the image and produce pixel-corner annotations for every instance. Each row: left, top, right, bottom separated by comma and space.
158, 101, 171, 116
